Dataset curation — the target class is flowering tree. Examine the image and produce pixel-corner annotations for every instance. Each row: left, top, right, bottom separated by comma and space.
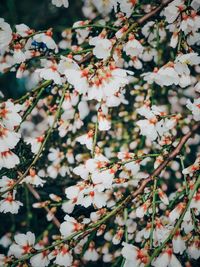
0, 0, 200, 266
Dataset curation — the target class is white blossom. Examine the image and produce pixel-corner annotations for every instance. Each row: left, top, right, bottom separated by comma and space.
51, 0, 69, 8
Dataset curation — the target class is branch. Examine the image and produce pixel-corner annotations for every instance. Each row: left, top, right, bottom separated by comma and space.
10, 122, 199, 266
134, 123, 200, 196
77, 0, 174, 64
145, 174, 200, 267
0, 85, 68, 197
15, 87, 46, 132
137, 0, 174, 25
92, 119, 98, 158
26, 184, 61, 228
14, 80, 52, 104
149, 177, 157, 249
152, 123, 200, 177
100, 153, 160, 171
73, 24, 117, 31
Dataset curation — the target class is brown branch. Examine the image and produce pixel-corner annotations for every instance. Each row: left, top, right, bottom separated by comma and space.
132, 123, 200, 199
9, 123, 199, 266
26, 183, 61, 229
137, 0, 174, 25
78, 0, 174, 64
64, 122, 200, 243
77, 52, 93, 65
151, 123, 200, 177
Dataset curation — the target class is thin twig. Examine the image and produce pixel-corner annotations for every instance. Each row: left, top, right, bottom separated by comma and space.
149, 177, 157, 249
145, 175, 200, 267
78, 0, 174, 64
179, 155, 189, 195
73, 24, 117, 31
10, 123, 199, 266
137, 0, 174, 25
14, 80, 52, 104
26, 184, 60, 228
15, 86, 46, 131
0, 85, 68, 197
92, 119, 98, 158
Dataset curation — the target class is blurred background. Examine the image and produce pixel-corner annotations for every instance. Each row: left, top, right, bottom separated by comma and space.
0, 0, 84, 99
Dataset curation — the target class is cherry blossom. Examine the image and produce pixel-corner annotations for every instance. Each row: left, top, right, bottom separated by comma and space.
83, 242, 99, 261
158, 188, 169, 205
152, 248, 182, 267
25, 135, 45, 154
172, 231, 186, 254
51, 0, 69, 8
30, 251, 50, 267
186, 98, 200, 121
33, 30, 58, 52
0, 18, 12, 50
15, 23, 33, 37
89, 36, 112, 60
0, 192, 23, 214
81, 185, 108, 208
9, 231, 35, 258
187, 238, 200, 260
114, 0, 137, 18
124, 35, 144, 58
0, 125, 20, 152
91, 167, 116, 191
60, 215, 83, 238
24, 168, 46, 187
36, 59, 62, 84
53, 245, 73, 267
182, 155, 200, 175
0, 150, 20, 170
72, 21, 90, 44
121, 242, 149, 267
0, 176, 15, 193
163, 0, 185, 23
136, 104, 169, 141
169, 203, 186, 222
76, 130, 94, 150
0, 101, 22, 129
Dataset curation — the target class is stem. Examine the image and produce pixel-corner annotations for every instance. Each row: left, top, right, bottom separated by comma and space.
0, 85, 68, 197
9, 123, 199, 266
14, 80, 52, 104
121, 208, 128, 267
100, 153, 160, 172
92, 119, 98, 158
112, 256, 123, 267
24, 184, 31, 230
121, 0, 174, 40
55, 48, 93, 58
177, 31, 183, 52
179, 156, 189, 195
124, 208, 128, 242
12, 30, 47, 43
145, 175, 200, 267
191, 208, 199, 234
168, 190, 185, 209
11, 194, 133, 266
84, 0, 174, 65
149, 177, 157, 249
16, 86, 46, 131
137, 0, 174, 25
73, 24, 117, 31
26, 184, 61, 229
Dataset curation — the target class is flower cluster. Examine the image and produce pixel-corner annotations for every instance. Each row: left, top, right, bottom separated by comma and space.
0, 0, 200, 267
